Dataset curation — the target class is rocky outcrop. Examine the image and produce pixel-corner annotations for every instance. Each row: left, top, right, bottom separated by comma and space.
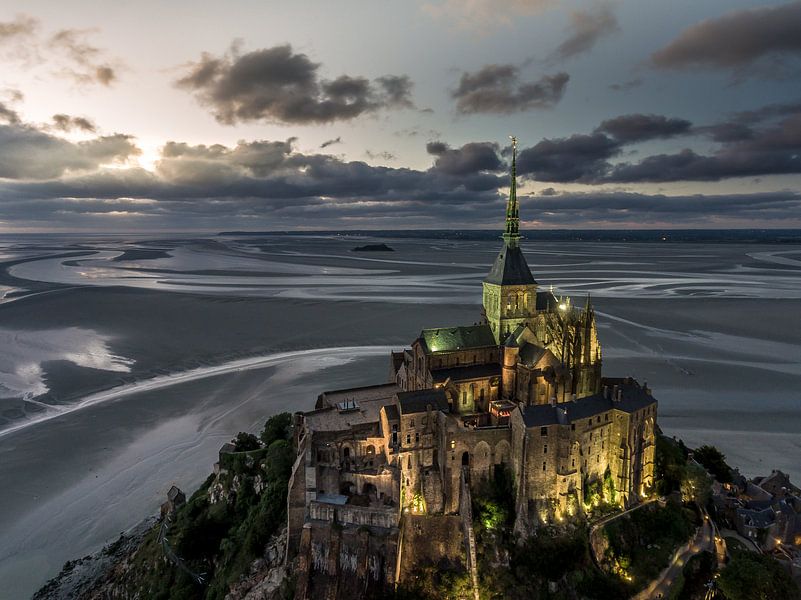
225, 529, 290, 600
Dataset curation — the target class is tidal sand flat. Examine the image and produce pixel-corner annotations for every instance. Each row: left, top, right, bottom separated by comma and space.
0, 233, 799, 597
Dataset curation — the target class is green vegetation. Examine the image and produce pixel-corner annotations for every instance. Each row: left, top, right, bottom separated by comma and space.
717, 548, 800, 600
692, 445, 733, 483
601, 501, 696, 586
681, 462, 713, 505
468, 468, 629, 599
120, 413, 295, 599
655, 435, 689, 496
395, 566, 473, 600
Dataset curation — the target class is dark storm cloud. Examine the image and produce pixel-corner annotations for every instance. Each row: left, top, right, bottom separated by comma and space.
176, 44, 414, 125
426, 141, 502, 175
651, 2, 801, 76
596, 114, 692, 143
452, 65, 569, 113
517, 133, 620, 182
0, 122, 138, 179
550, 5, 619, 61
51, 114, 97, 133
516, 103, 801, 183
320, 136, 342, 149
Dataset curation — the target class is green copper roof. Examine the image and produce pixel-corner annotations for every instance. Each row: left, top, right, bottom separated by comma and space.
419, 324, 496, 353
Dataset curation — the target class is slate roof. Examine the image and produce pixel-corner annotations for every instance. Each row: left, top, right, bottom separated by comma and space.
419, 324, 496, 353
536, 290, 558, 310
397, 389, 449, 414
519, 342, 547, 366
383, 403, 400, 421
431, 363, 500, 383
485, 245, 537, 285
520, 379, 657, 428
738, 507, 775, 529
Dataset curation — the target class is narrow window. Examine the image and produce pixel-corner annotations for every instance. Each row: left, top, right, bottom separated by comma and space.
406, 434, 411, 445
415, 432, 420, 443
542, 462, 547, 472
540, 426, 548, 437
543, 444, 548, 454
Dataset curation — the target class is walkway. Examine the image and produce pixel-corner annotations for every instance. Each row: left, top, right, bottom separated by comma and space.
633, 511, 713, 600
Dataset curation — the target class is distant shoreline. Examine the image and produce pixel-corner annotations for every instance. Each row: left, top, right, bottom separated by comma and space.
218, 229, 801, 243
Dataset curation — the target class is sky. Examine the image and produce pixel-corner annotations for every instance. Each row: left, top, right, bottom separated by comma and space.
1, 0, 801, 231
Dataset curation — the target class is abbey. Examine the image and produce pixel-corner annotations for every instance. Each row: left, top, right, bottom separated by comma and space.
287, 140, 657, 596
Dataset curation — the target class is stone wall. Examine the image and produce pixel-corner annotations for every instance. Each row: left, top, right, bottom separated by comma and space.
398, 515, 466, 582
294, 523, 399, 600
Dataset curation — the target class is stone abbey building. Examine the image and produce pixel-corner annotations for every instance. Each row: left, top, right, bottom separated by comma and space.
287, 140, 657, 597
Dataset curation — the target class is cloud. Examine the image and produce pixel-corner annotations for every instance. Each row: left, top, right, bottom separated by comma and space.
524, 190, 801, 226
452, 65, 569, 113
516, 103, 801, 183
422, 0, 554, 31
177, 43, 414, 125
0, 102, 21, 125
365, 150, 396, 161
551, 5, 619, 61
609, 78, 642, 92
0, 14, 38, 40
51, 114, 97, 133
320, 136, 342, 149
48, 28, 119, 86
517, 133, 620, 182
651, 2, 801, 77
596, 114, 692, 143
426, 141, 502, 175
0, 122, 139, 180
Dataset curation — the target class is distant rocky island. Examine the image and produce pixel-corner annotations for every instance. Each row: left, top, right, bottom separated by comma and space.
351, 243, 394, 252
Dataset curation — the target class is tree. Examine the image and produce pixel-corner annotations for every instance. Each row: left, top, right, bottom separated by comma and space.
717, 550, 800, 600
261, 412, 292, 446
233, 432, 261, 452
681, 463, 712, 505
692, 445, 732, 483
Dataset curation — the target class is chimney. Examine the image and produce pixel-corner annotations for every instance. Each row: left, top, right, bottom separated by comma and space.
603, 385, 609, 400
616, 388, 623, 402
549, 396, 556, 407
612, 385, 619, 401
571, 393, 577, 402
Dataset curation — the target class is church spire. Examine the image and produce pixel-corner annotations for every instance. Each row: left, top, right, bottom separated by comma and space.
502, 135, 520, 248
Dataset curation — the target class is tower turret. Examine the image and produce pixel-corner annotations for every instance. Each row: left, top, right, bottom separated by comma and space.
482, 136, 539, 342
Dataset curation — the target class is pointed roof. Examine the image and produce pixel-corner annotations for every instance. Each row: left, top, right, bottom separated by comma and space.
485, 136, 537, 286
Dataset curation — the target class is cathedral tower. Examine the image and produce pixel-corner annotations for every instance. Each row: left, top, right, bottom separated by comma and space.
482, 136, 539, 343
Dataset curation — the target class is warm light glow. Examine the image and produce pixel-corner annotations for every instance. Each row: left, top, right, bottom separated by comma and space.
558, 303, 567, 311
